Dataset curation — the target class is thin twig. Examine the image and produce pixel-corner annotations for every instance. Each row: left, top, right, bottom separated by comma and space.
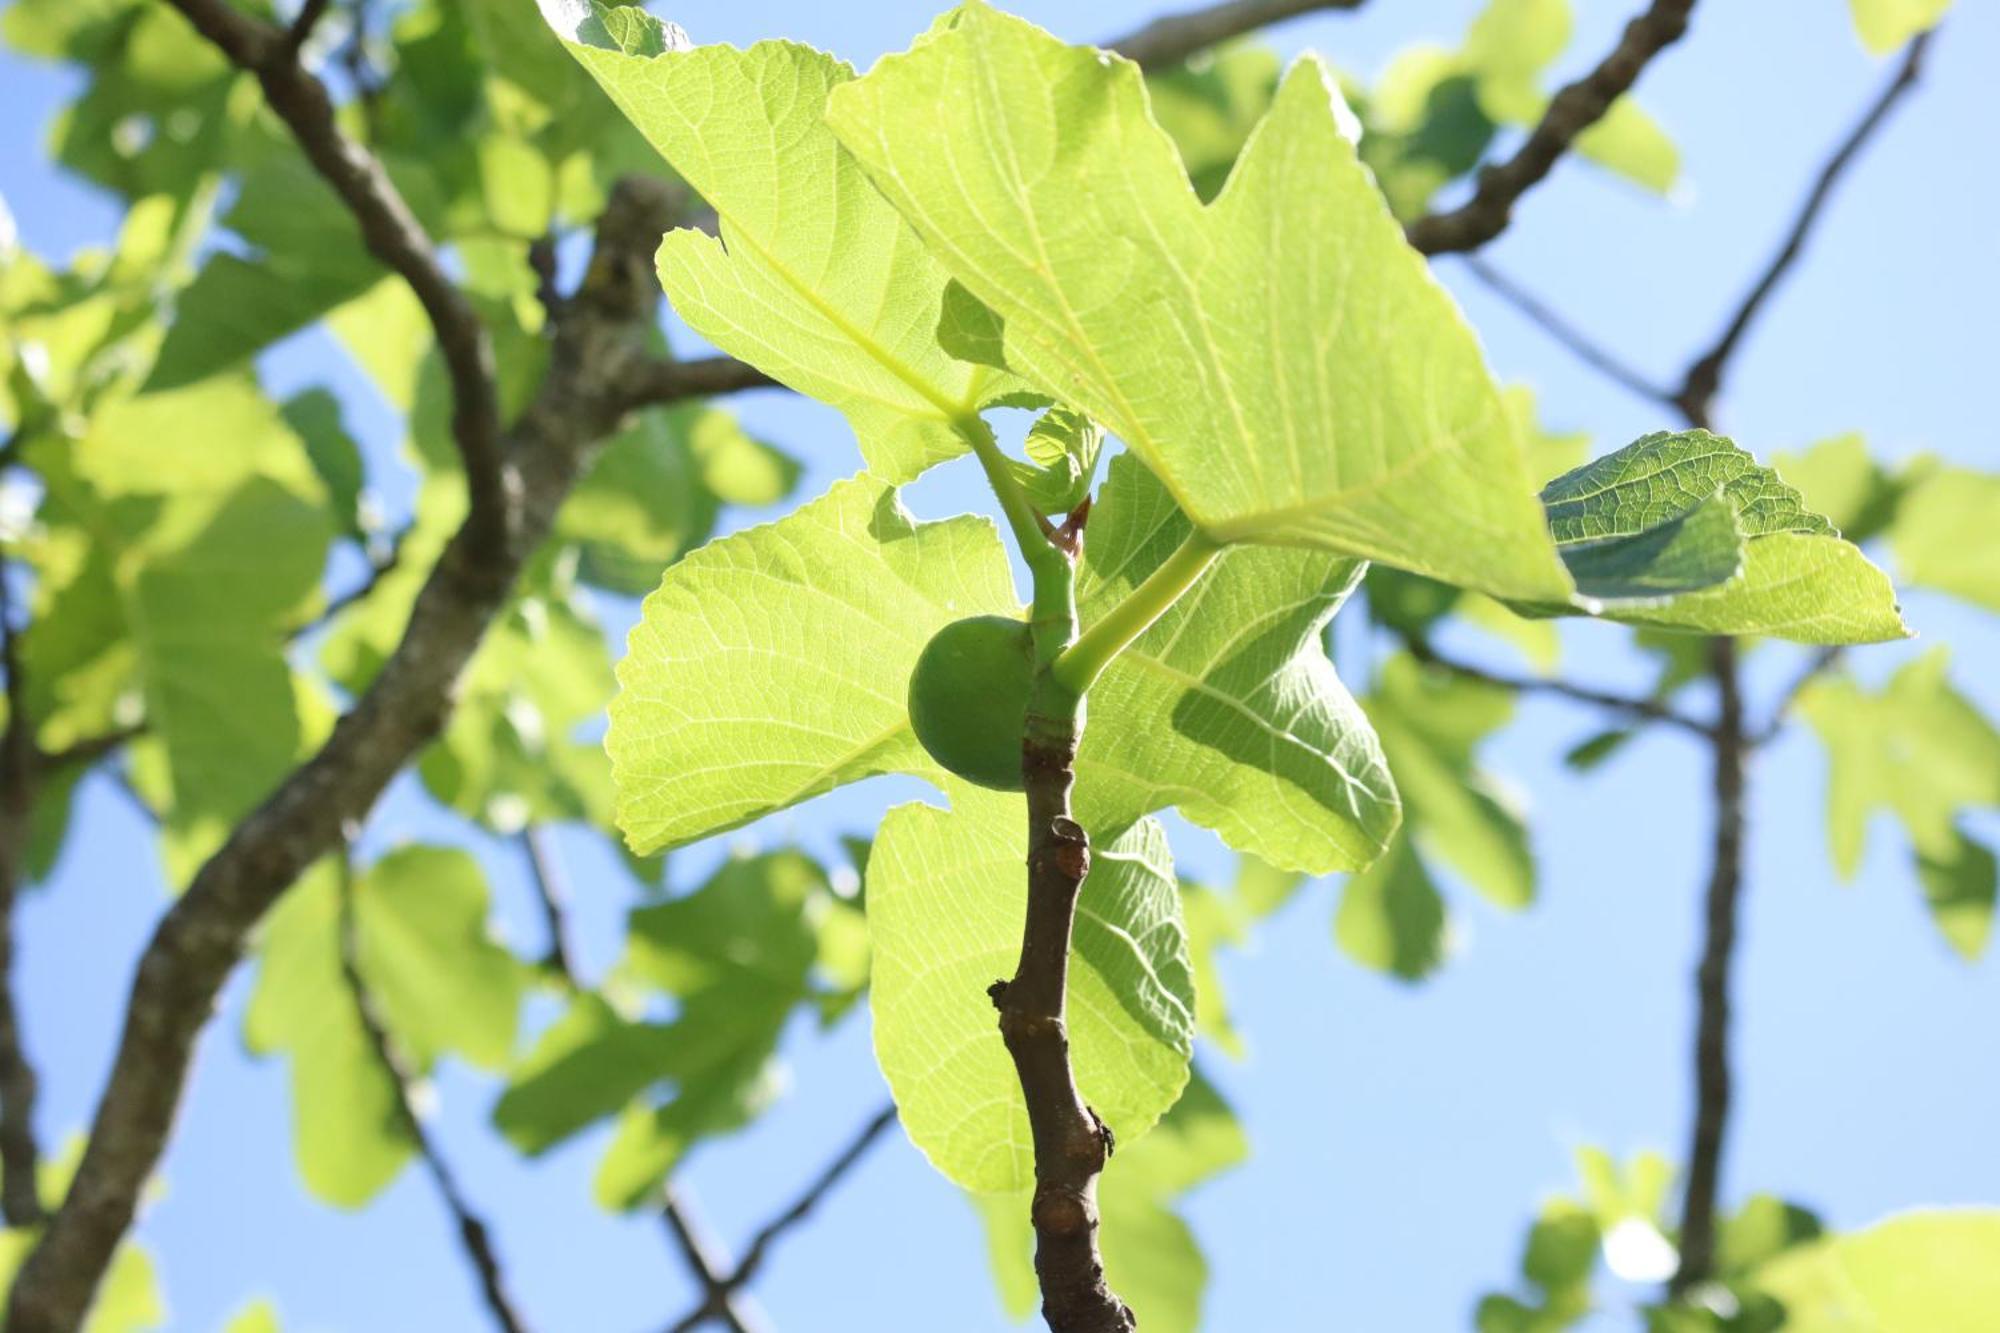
1673, 33, 1932, 427
518, 830, 766, 1333
721, 1105, 900, 1299
660, 1195, 768, 1333
1664, 38, 1931, 1290
0, 575, 45, 1227
1670, 637, 1745, 1297
1406, 638, 1714, 738
1749, 646, 1842, 748
662, 1106, 899, 1333
161, 0, 509, 553
291, 525, 409, 641
1108, 0, 1364, 70
1460, 256, 1675, 408
335, 858, 533, 1333
517, 827, 581, 981
1406, 0, 1697, 255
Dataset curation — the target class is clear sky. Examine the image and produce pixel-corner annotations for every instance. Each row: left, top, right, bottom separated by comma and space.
4, 1, 1997, 1330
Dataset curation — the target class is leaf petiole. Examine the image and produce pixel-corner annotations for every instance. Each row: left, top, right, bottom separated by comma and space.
1052, 527, 1223, 696
956, 416, 1064, 575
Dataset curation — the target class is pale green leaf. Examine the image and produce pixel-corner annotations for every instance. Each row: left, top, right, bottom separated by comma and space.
1463, 0, 1570, 124
34, 376, 333, 875
1774, 433, 1903, 542
1800, 651, 2000, 874
1916, 828, 1997, 963
350, 846, 524, 1070
1073, 457, 1398, 874
1753, 1208, 2000, 1330
244, 864, 412, 1208
497, 851, 833, 1205
1848, 0, 1952, 55
1335, 837, 1447, 980
607, 475, 1017, 855
540, 8, 1009, 480
1891, 465, 2000, 611
1366, 654, 1531, 910
222, 1301, 280, 1333
868, 787, 1193, 1191
1574, 97, 1680, 194
1801, 653, 2000, 958
825, 6, 1574, 603
1010, 405, 1104, 515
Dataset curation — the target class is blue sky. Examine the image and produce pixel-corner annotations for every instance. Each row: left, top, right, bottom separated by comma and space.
4, 1, 1997, 1330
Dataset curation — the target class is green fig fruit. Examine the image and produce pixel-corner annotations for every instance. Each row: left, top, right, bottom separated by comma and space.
907, 614, 1034, 792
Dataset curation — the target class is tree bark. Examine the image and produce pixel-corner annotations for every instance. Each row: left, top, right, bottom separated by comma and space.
990, 538, 1135, 1333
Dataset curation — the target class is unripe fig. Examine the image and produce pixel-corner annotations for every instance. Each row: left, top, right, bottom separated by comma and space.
907, 614, 1034, 792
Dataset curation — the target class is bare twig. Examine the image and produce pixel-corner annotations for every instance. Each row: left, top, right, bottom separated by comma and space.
661, 1194, 768, 1333
1670, 637, 1745, 1297
1750, 646, 1843, 748
1661, 40, 1931, 1292
1406, 0, 1697, 255
517, 827, 580, 980
335, 858, 532, 1333
663, 1106, 899, 1333
292, 525, 409, 641
1673, 33, 1931, 427
161, 0, 509, 554
1108, 0, 1364, 70
515, 829, 767, 1333
0, 576, 45, 1227
5, 172, 691, 1333
720, 1106, 899, 1301
1406, 637, 1714, 738
1460, 256, 1675, 408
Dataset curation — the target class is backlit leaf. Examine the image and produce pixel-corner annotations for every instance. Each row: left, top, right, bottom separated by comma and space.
825, 5, 1575, 603
868, 786, 1193, 1191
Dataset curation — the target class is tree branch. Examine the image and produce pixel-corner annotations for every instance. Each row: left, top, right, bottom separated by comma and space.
990, 534, 1131, 1332
1107, 0, 1364, 70
336, 859, 532, 1333
0, 576, 46, 1227
1405, 637, 1714, 738
1405, 0, 1697, 256
4, 172, 691, 1333
661, 1106, 898, 1333
1459, 256, 1674, 408
160, 0, 509, 553
1669, 636, 1744, 1297
1672, 32, 1931, 427
614, 357, 777, 415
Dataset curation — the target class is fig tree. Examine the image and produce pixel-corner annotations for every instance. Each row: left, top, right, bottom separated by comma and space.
907, 614, 1034, 792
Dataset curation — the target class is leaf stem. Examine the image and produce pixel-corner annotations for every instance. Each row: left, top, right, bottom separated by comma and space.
958, 417, 1063, 574
1053, 528, 1222, 695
